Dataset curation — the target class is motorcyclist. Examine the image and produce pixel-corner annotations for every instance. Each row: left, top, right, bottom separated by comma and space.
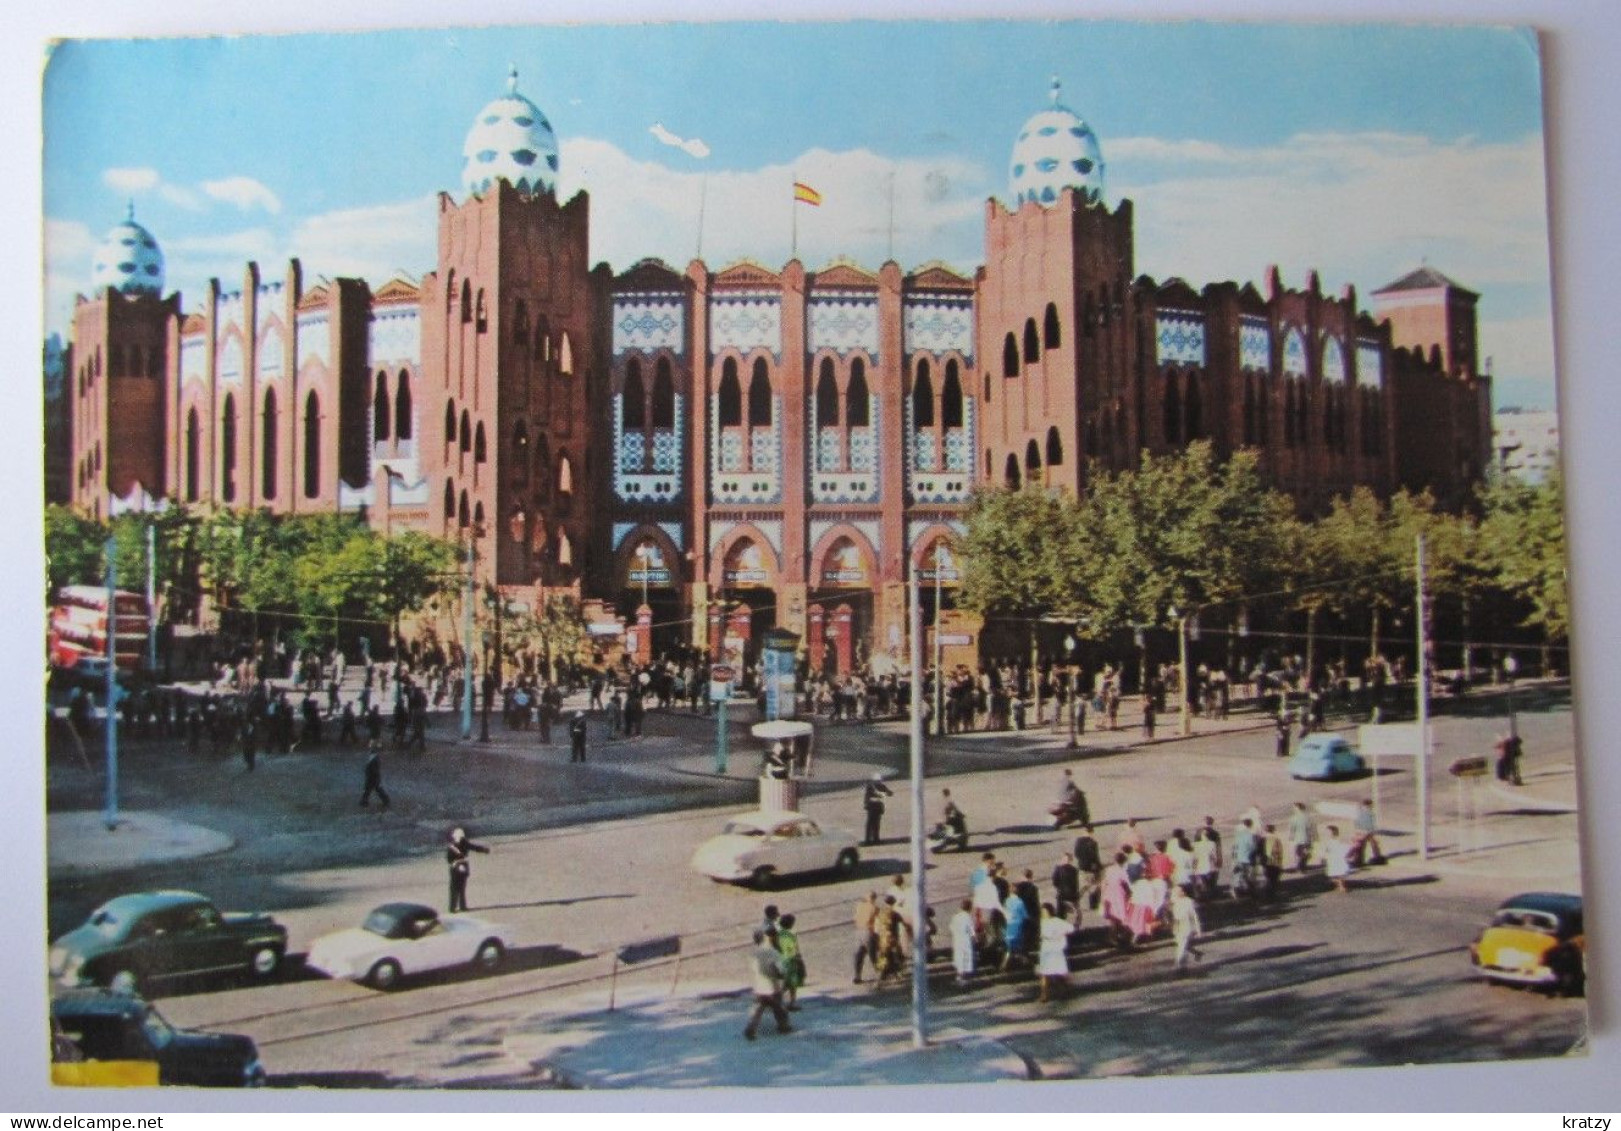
1051, 769, 1090, 828
930, 788, 969, 853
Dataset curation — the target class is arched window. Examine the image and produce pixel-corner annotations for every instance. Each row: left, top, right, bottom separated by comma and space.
185, 407, 200, 502
373, 372, 390, 442
460, 279, 472, 324
559, 332, 573, 376
474, 501, 485, 528
1185, 374, 1203, 440
460, 410, 472, 454
535, 314, 549, 360
303, 390, 321, 498
1045, 303, 1061, 349
395, 372, 412, 440
718, 359, 742, 427
445, 399, 456, 448
445, 270, 457, 313
1162, 372, 1181, 445
534, 435, 550, 500
1024, 318, 1040, 364
816, 359, 840, 427
748, 358, 772, 427
1004, 452, 1021, 489
261, 387, 278, 499
847, 358, 870, 428
623, 360, 646, 429
942, 361, 964, 430
474, 422, 487, 463
513, 299, 528, 343
1003, 333, 1020, 377
444, 478, 455, 523
458, 489, 470, 528
912, 360, 935, 428
1026, 439, 1042, 476
652, 358, 675, 428
147, 347, 162, 380
475, 289, 488, 333
557, 454, 574, 504
983, 373, 991, 401
512, 421, 530, 483
557, 528, 574, 568
1046, 426, 1063, 467
220, 394, 238, 502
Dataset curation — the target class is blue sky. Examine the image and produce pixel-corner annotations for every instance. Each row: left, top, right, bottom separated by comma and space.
43, 19, 1556, 406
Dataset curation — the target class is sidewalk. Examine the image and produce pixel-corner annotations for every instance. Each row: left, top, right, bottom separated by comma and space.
46, 810, 235, 878
499, 981, 1030, 1089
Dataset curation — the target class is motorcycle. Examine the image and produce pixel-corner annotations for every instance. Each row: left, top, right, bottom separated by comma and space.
929, 815, 970, 853
1049, 791, 1091, 830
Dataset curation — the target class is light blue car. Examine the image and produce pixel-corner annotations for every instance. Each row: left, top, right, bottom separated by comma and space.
1288, 733, 1367, 780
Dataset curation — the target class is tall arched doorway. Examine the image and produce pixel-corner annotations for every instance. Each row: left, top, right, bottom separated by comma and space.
808, 532, 877, 680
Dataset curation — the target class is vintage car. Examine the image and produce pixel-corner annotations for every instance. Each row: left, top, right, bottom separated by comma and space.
305, 902, 513, 990
49, 891, 287, 997
51, 989, 266, 1087
1469, 891, 1585, 996
690, 809, 860, 887
1288, 734, 1368, 781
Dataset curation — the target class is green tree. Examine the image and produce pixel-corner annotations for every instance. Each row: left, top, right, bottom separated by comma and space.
44, 505, 108, 595
1480, 469, 1569, 644
957, 483, 1078, 620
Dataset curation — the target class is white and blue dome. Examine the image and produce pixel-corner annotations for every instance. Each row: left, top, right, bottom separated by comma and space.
1009, 78, 1106, 209
90, 204, 165, 296
461, 66, 560, 199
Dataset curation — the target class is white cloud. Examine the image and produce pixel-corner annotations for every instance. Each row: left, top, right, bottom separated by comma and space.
1115, 131, 1552, 298
202, 176, 282, 214
102, 167, 159, 193
561, 138, 991, 275
288, 195, 438, 286
159, 183, 203, 211
44, 218, 96, 333
649, 123, 710, 160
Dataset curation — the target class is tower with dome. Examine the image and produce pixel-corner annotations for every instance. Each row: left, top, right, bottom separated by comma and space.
54, 73, 1491, 675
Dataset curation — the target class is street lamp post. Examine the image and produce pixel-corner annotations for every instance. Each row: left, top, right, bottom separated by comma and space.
460, 534, 475, 741
103, 536, 119, 830
1170, 606, 1192, 737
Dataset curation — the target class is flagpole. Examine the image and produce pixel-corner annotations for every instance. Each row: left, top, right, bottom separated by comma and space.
791, 174, 798, 261
695, 173, 708, 261
887, 171, 896, 262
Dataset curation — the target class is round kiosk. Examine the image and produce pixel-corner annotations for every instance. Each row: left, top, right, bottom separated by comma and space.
751, 720, 816, 811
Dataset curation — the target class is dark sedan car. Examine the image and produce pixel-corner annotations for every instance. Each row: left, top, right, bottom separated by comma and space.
52, 989, 266, 1087
50, 890, 287, 997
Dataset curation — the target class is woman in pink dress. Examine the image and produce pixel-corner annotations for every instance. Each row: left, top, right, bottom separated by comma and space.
1099, 852, 1131, 947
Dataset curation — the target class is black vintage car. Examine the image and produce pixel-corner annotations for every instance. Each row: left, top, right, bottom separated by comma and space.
52, 989, 266, 1087
50, 890, 287, 997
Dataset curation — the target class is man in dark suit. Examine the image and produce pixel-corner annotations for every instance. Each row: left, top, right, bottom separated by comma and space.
446, 827, 490, 912
569, 710, 589, 763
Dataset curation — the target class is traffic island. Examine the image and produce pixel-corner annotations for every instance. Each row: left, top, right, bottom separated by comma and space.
47, 810, 235, 876
501, 983, 1030, 1089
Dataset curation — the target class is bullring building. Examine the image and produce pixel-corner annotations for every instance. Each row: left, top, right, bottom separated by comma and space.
56, 71, 1492, 673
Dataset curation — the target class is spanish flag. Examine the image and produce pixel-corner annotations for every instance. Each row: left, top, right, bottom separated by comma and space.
793, 181, 823, 206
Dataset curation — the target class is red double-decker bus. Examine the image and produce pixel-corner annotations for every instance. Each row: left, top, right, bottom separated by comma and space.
48, 586, 149, 672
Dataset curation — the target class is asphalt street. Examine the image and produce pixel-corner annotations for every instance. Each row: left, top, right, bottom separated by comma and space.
43, 685, 1588, 1086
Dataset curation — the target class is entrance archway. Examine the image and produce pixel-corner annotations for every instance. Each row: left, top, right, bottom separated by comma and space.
613, 529, 683, 662
712, 532, 781, 676
808, 531, 878, 679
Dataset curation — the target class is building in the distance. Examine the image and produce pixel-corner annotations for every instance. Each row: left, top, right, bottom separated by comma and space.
1492, 406, 1560, 484
52, 71, 1492, 674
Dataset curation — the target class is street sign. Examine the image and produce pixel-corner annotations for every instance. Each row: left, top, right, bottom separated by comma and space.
1449, 756, 1489, 778
936, 633, 973, 646
710, 664, 735, 703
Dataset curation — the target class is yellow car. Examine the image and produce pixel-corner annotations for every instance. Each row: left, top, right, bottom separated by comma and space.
1468, 892, 1585, 997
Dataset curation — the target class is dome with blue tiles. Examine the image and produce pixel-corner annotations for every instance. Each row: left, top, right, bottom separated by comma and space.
90, 204, 165, 296
461, 66, 560, 199
1009, 78, 1106, 209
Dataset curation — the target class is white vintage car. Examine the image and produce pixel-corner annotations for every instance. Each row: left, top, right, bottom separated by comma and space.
305, 902, 513, 990
690, 809, 860, 887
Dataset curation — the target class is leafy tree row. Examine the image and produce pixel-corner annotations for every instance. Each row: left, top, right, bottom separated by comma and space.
958, 441, 1568, 662
45, 505, 463, 651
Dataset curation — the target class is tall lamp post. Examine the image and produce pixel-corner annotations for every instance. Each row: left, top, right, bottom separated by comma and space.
1169, 605, 1193, 737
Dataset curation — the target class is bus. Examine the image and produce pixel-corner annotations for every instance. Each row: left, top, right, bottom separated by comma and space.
48, 586, 149, 673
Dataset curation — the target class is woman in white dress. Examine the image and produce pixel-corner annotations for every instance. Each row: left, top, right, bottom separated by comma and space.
1036, 903, 1072, 1002
1320, 824, 1353, 892
949, 899, 976, 983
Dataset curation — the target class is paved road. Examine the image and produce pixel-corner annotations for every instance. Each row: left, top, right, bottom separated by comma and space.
67, 700, 1584, 1087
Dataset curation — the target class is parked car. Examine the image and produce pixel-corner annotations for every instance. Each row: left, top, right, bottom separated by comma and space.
305, 902, 513, 990
1288, 734, 1367, 781
49, 890, 287, 997
51, 989, 266, 1087
690, 809, 860, 887
1469, 891, 1585, 996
